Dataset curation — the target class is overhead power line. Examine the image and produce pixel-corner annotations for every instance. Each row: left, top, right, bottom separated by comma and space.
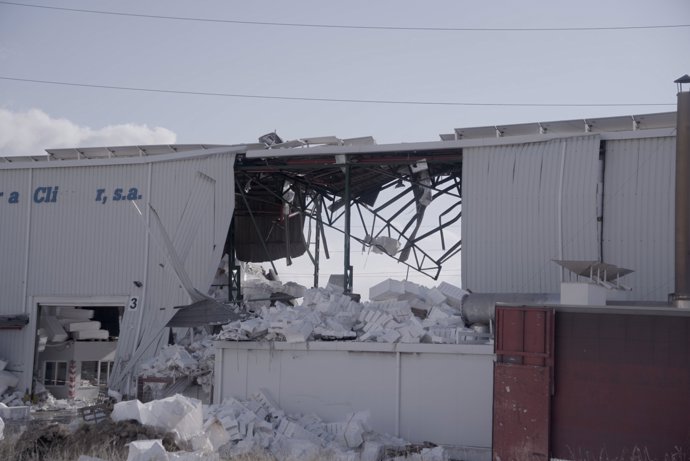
0, 76, 675, 108
1, 1, 688, 32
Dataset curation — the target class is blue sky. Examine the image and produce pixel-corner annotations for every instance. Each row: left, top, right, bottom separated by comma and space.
1, 0, 688, 296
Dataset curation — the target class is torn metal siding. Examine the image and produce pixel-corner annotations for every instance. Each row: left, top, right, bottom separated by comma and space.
461, 136, 601, 293
0, 148, 237, 393
110, 154, 236, 396
602, 137, 675, 301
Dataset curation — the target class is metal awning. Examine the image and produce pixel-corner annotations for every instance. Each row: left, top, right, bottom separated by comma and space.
0, 314, 29, 330
554, 259, 634, 282
166, 300, 242, 328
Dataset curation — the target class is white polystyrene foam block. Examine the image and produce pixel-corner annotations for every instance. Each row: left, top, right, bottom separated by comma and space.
146, 394, 204, 443
436, 281, 469, 309
57, 307, 94, 320
72, 329, 109, 340
424, 288, 447, 306
112, 400, 152, 426
126, 439, 167, 461
369, 279, 405, 301
66, 321, 101, 332
40, 315, 69, 342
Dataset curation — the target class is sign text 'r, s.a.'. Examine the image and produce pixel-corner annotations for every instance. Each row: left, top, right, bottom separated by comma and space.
95, 187, 143, 204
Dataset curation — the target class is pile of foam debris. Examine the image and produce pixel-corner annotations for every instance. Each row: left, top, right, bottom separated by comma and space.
0, 359, 24, 408
136, 276, 483, 399
138, 334, 216, 396
112, 392, 447, 461
216, 278, 478, 345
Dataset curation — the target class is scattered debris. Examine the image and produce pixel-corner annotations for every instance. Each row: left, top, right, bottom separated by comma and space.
216, 278, 477, 345
0, 358, 25, 408
4, 418, 179, 461
114, 392, 446, 461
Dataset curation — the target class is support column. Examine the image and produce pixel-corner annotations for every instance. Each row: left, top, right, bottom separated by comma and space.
675, 79, 690, 308
313, 197, 321, 289
344, 162, 353, 293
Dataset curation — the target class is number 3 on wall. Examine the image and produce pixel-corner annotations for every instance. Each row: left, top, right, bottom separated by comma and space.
128, 296, 139, 310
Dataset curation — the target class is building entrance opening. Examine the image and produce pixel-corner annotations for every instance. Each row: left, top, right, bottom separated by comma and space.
34, 303, 123, 401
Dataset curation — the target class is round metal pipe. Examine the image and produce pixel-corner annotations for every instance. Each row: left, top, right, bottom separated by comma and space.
462, 293, 560, 325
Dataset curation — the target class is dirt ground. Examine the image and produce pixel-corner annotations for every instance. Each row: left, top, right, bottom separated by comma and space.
1, 418, 179, 461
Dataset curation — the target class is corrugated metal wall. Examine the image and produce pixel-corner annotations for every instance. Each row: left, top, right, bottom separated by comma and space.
0, 150, 236, 392
0, 169, 31, 314
462, 136, 601, 293
602, 137, 675, 301
110, 155, 237, 395
27, 164, 149, 295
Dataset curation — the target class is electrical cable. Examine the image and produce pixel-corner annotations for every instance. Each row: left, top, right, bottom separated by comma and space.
0, 1, 687, 32
0, 76, 675, 107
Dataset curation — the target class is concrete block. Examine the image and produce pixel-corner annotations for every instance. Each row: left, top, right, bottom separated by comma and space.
561, 282, 607, 305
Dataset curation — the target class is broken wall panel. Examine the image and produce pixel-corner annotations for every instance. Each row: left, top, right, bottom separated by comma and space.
0, 147, 239, 394
112, 152, 238, 396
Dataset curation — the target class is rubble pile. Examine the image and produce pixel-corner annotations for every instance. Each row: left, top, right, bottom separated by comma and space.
112, 393, 447, 461
0, 359, 24, 407
138, 336, 216, 394
217, 278, 478, 345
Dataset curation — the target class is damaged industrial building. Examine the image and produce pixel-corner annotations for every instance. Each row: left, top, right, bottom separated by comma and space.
1, 93, 689, 459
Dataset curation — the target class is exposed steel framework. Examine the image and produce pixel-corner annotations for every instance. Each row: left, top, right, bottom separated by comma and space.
231, 149, 464, 293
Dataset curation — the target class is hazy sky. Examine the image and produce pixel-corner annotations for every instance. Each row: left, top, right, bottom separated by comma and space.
1, 0, 688, 295
1, 0, 688, 154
